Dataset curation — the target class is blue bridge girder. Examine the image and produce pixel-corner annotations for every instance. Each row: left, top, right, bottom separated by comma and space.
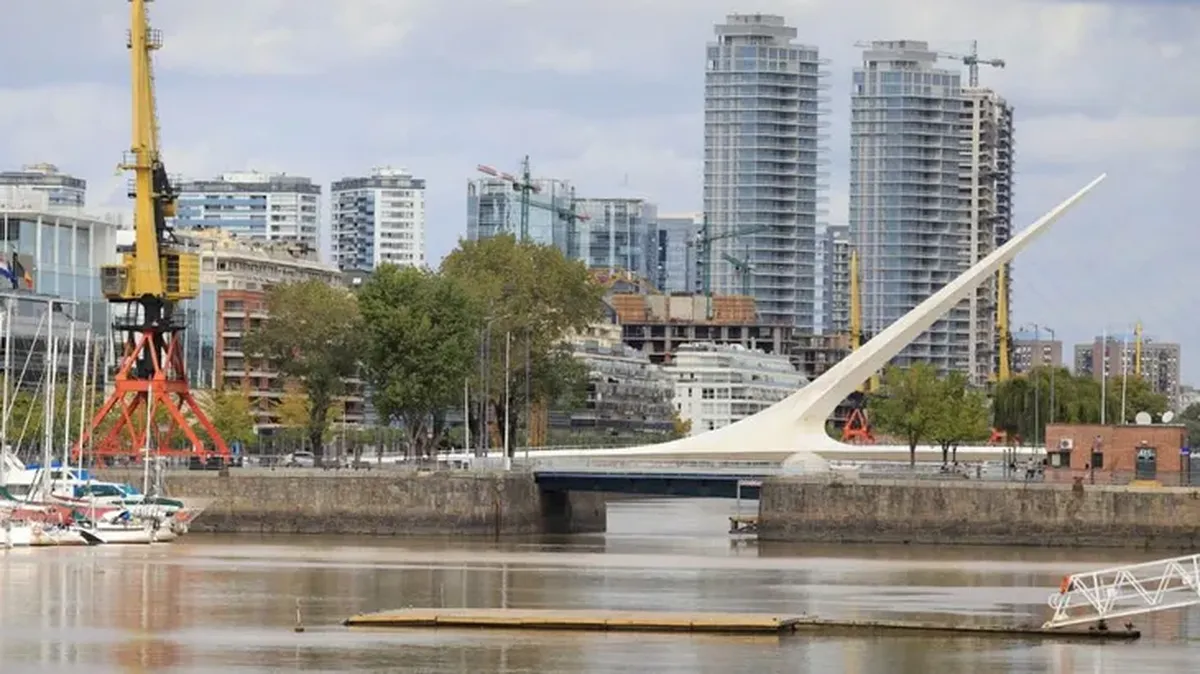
533, 470, 765, 499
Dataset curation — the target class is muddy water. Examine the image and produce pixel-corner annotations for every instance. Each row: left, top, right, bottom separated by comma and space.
0, 498, 1194, 672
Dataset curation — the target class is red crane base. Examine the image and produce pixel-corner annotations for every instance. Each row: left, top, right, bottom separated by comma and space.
841, 408, 876, 444
75, 327, 228, 462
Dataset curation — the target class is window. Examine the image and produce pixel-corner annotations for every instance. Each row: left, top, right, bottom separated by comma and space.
1090, 452, 1104, 470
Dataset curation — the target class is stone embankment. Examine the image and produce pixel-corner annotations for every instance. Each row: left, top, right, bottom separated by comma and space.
759, 477, 1200, 549
100, 469, 606, 536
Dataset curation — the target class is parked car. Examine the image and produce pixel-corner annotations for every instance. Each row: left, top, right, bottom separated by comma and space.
285, 451, 316, 468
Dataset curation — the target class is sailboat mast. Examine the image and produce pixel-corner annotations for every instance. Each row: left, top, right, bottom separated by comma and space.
76, 329, 91, 473
62, 322, 76, 470
0, 298, 11, 486
41, 304, 54, 476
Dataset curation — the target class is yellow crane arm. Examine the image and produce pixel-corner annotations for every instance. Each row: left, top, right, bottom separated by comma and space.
101, 0, 198, 311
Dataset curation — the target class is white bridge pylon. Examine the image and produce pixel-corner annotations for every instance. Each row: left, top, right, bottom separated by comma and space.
1044, 553, 1200, 629
568, 174, 1108, 464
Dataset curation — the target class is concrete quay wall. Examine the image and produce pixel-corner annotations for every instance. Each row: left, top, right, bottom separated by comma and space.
100, 469, 606, 536
759, 478, 1200, 549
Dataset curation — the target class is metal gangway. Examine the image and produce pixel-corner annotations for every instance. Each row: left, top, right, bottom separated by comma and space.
1044, 553, 1200, 629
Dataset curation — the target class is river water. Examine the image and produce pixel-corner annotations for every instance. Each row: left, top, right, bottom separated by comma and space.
0, 498, 1196, 673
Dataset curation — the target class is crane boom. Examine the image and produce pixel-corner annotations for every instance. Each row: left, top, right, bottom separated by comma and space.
77, 0, 227, 464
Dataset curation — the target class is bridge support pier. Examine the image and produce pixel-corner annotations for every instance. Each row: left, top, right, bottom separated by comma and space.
538, 488, 607, 535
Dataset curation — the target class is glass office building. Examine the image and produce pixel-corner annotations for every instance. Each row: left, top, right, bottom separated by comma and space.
704, 14, 827, 328
574, 198, 659, 282
466, 178, 578, 254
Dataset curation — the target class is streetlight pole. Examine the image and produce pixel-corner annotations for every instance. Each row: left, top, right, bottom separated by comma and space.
1044, 326, 1056, 426
503, 331, 511, 471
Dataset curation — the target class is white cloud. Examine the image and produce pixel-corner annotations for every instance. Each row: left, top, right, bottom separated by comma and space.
1020, 113, 1200, 168
3, 0, 1200, 378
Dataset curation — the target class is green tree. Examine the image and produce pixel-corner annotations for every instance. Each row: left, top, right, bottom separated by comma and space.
244, 281, 363, 458
993, 368, 1170, 443
440, 235, 602, 453
868, 363, 944, 467
358, 265, 481, 458
929, 371, 991, 463
199, 388, 257, 449
671, 412, 692, 439
1179, 403, 1200, 446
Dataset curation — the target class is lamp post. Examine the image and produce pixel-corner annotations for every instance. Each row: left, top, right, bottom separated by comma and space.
1043, 326, 1056, 426
1022, 322, 1042, 447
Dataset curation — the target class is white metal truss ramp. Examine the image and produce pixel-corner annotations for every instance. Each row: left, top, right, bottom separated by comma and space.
1043, 554, 1200, 629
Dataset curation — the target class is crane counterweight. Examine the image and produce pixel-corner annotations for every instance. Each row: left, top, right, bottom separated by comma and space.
76, 0, 229, 464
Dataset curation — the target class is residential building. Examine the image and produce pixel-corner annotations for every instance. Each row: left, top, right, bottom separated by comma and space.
1074, 334, 1182, 409
666, 342, 805, 435
704, 14, 827, 329
466, 175, 578, 254
0, 164, 87, 209
851, 40, 995, 380
330, 167, 426, 272
575, 198, 659, 282
566, 322, 676, 441
174, 172, 321, 250
179, 229, 359, 431
1179, 385, 1200, 412
656, 212, 702, 293
1011, 329, 1062, 373
961, 88, 1015, 382
822, 225, 851, 336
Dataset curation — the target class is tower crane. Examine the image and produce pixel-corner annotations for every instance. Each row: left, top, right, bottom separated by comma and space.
692, 220, 769, 319
476, 157, 589, 242
939, 40, 1005, 88
721, 251, 754, 296
76, 0, 228, 463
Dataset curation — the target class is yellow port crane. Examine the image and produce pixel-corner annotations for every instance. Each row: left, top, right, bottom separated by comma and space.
841, 249, 875, 443
76, 0, 228, 462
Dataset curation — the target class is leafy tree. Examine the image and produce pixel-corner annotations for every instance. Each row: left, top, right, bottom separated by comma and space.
671, 411, 692, 439
198, 388, 257, 449
244, 281, 363, 458
440, 235, 602, 453
929, 371, 991, 463
1179, 404, 1200, 446
275, 380, 311, 428
993, 368, 1170, 443
358, 265, 480, 458
868, 363, 943, 467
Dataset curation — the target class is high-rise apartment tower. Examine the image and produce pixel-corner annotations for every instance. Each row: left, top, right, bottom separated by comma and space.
704, 14, 827, 328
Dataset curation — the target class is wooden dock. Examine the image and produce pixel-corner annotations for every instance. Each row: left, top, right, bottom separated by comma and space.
343, 609, 1141, 640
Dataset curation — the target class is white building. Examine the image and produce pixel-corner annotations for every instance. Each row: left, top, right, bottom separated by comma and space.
0, 163, 87, 209
174, 171, 321, 251
666, 342, 806, 435
331, 167, 426, 272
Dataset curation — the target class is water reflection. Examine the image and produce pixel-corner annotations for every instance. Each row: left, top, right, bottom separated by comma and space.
0, 498, 1195, 672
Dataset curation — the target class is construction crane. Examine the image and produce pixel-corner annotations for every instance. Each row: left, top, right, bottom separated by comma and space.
693, 219, 769, 318
476, 157, 589, 242
996, 263, 1011, 381
940, 40, 1005, 88
76, 0, 228, 463
841, 249, 875, 444
720, 250, 753, 296
1134, 321, 1143, 377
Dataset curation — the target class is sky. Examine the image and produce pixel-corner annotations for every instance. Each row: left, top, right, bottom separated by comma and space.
2, 0, 1198, 380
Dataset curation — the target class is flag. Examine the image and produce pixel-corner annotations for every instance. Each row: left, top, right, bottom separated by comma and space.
0, 259, 13, 289
11, 253, 31, 290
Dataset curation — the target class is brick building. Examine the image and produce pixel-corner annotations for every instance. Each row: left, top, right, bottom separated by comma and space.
1043, 423, 1191, 480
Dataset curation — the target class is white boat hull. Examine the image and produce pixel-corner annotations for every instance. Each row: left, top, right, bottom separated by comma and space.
29, 525, 90, 547
1, 522, 33, 548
